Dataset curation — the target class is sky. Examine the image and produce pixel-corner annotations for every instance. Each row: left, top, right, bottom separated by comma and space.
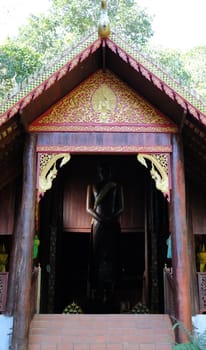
138, 0, 206, 50
0, 0, 51, 43
0, 0, 205, 50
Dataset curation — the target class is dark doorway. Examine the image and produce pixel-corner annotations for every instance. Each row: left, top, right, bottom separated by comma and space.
39, 154, 168, 314
57, 230, 145, 314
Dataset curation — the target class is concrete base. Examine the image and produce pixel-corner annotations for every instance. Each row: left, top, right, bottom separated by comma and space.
1, 314, 205, 350
0, 315, 13, 350
192, 314, 206, 335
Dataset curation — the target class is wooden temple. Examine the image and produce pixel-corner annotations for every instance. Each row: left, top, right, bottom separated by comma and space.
0, 3, 206, 349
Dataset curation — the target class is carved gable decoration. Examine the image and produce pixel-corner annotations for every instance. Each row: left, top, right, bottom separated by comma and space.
29, 70, 177, 133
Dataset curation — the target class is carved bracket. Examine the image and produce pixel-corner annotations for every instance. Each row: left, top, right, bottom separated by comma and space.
197, 272, 206, 313
137, 153, 170, 201
0, 272, 9, 312
37, 153, 71, 200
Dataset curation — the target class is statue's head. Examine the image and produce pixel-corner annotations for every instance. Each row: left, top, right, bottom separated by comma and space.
97, 161, 112, 181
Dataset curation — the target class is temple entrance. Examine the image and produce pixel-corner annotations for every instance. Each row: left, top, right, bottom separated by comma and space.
38, 154, 169, 314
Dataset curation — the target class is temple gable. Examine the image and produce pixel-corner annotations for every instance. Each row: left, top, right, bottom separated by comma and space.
29, 70, 177, 133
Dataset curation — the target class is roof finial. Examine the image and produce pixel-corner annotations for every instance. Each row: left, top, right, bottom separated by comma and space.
98, 0, 110, 38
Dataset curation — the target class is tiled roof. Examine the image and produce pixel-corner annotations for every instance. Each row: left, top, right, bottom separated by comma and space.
0, 31, 206, 128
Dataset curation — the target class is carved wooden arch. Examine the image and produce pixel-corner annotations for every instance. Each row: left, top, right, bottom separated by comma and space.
36, 152, 170, 199
37, 153, 71, 201
137, 153, 170, 202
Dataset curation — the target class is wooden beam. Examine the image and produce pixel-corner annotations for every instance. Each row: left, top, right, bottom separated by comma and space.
11, 133, 37, 350
102, 39, 106, 72
170, 134, 192, 341
179, 110, 187, 133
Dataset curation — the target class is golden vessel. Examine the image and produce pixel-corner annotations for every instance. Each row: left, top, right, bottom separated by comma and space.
197, 243, 206, 272
0, 244, 8, 272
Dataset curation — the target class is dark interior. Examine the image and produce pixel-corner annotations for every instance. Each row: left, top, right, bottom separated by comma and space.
39, 154, 169, 314
56, 230, 144, 314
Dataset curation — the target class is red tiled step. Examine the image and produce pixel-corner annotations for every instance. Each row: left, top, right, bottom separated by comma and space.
28, 314, 175, 350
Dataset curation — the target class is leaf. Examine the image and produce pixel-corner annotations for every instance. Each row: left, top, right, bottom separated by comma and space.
172, 343, 199, 350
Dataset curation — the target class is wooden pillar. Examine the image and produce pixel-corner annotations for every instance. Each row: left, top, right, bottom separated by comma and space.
6, 207, 22, 315
6, 176, 23, 315
170, 134, 192, 340
11, 133, 37, 350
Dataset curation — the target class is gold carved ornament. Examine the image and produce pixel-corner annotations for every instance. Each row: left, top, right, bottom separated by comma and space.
197, 243, 206, 272
0, 244, 8, 272
92, 84, 116, 121
137, 153, 170, 201
29, 70, 177, 132
38, 153, 71, 199
98, 0, 110, 38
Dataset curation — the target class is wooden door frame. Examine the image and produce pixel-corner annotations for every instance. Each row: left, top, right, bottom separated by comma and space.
8, 130, 192, 349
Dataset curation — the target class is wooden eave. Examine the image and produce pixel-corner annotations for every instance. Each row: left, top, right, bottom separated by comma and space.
0, 32, 206, 189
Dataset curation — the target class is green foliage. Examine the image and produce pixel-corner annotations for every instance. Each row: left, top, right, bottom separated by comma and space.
14, 0, 153, 61
112, 1, 153, 47
183, 46, 206, 100
51, 0, 153, 46
18, 15, 61, 54
0, 0, 153, 101
145, 45, 206, 102
171, 319, 206, 350
146, 47, 193, 88
0, 0, 206, 103
172, 344, 199, 350
0, 40, 41, 99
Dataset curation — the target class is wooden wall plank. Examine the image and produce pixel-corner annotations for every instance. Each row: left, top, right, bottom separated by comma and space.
190, 184, 206, 235
62, 155, 145, 233
37, 132, 172, 153
0, 182, 16, 235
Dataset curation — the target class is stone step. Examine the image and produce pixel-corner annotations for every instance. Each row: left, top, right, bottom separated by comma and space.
28, 314, 175, 350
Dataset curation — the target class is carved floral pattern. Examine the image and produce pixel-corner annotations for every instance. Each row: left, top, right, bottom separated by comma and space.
29, 70, 177, 133
0, 273, 8, 312
137, 153, 170, 201
197, 273, 206, 312
37, 145, 172, 153
38, 153, 71, 198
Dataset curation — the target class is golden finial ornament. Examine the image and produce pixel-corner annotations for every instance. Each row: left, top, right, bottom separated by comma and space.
98, 0, 110, 38
197, 243, 206, 272
0, 244, 8, 272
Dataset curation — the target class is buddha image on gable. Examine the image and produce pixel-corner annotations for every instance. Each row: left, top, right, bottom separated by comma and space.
92, 84, 116, 121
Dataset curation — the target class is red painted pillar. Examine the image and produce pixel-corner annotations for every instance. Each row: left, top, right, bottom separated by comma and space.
11, 133, 37, 350
170, 134, 192, 341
